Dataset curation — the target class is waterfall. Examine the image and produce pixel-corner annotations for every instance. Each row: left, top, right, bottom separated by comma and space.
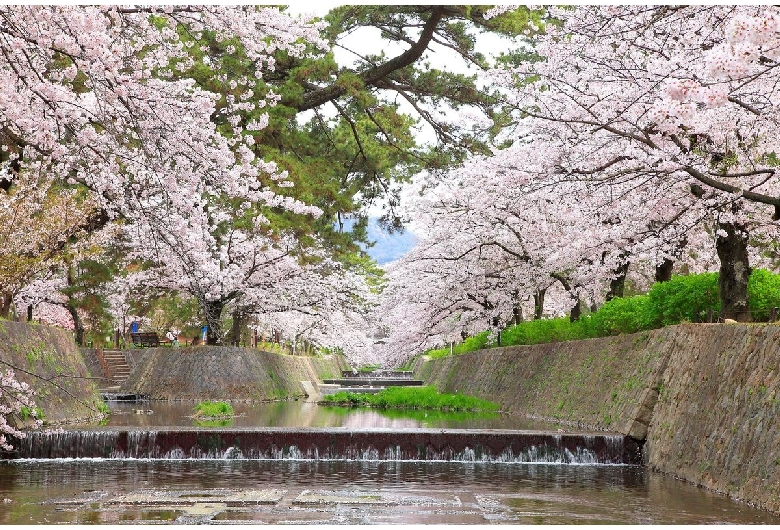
12, 428, 642, 464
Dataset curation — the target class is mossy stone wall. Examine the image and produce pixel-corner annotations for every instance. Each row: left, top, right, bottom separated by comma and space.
0, 320, 104, 425
417, 329, 671, 434
417, 323, 780, 515
121, 346, 348, 400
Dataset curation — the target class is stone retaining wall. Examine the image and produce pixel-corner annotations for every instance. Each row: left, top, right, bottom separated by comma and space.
121, 346, 348, 401
417, 323, 780, 515
0, 321, 104, 425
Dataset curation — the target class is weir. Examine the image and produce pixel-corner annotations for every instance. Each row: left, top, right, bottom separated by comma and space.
12, 428, 642, 464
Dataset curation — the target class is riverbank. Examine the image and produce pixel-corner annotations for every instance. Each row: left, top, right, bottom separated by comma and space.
0, 320, 104, 425
416, 322, 780, 515
120, 346, 348, 400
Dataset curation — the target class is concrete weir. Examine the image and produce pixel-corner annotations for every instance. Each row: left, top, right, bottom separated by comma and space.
13, 428, 642, 464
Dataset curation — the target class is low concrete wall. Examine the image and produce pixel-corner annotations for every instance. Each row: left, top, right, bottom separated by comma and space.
0, 320, 104, 425
417, 329, 671, 436
121, 346, 348, 401
417, 323, 780, 515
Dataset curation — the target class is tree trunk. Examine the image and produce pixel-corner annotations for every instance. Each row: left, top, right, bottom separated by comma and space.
0, 292, 12, 319
569, 301, 583, 323
552, 274, 582, 322
716, 220, 751, 322
512, 303, 523, 325
606, 259, 630, 301
203, 299, 225, 345
229, 307, 244, 346
533, 289, 546, 320
654, 258, 675, 283
66, 303, 86, 346
66, 263, 85, 346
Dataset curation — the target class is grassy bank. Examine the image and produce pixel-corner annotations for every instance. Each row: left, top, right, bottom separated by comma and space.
193, 400, 235, 419
427, 270, 780, 359
321, 386, 500, 412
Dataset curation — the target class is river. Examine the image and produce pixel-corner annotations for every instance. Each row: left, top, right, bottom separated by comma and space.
1, 400, 777, 524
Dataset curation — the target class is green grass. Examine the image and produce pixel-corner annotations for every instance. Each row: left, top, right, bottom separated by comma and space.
425, 269, 780, 360
321, 386, 500, 412
19, 406, 44, 421
193, 400, 235, 419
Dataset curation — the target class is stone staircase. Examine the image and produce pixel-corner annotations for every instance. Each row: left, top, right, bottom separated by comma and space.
100, 349, 131, 385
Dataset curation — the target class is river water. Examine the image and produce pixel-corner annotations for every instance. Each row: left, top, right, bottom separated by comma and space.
1, 400, 778, 524
100, 400, 556, 430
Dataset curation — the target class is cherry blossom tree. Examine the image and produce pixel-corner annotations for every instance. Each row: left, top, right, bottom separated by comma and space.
375, 6, 780, 363
485, 5, 780, 321
0, 5, 324, 270
1, 6, 333, 342
0, 6, 323, 211
0, 369, 42, 451
0, 177, 105, 318
248, 254, 381, 365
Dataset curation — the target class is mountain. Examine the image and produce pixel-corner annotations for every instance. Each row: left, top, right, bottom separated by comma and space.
341, 217, 418, 265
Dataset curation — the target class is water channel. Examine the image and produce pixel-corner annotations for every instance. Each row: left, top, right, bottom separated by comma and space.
100, 400, 554, 430
1, 400, 778, 524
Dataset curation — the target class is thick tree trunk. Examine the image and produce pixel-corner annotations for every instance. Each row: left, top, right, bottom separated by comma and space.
605, 259, 630, 301
552, 273, 582, 322
203, 299, 225, 345
654, 258, 675, 283
229, 307, 244, 346
569, 301, 583, 323
716, 220, 751, 322
533, 289, 546, 320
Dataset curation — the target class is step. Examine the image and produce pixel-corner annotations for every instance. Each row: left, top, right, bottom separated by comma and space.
322, 379, 424, 387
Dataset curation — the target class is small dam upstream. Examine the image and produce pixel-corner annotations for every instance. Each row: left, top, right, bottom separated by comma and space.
11, 427, 642, 464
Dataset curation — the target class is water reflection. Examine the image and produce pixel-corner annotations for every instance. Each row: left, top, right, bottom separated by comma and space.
1, 460, 777, 524
100, 400, 555, 430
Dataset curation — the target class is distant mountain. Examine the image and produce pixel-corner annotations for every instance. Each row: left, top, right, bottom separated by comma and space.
340, 217, 418, 265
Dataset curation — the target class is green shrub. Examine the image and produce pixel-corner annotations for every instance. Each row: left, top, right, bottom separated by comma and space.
193, 400, 235, 418
585, 295, 652, 336
427, 330, 491, 358
646, 272, 719, 326
748, 269, 780, 321
500, 316, 584, 345
322, 386, 499, 412
422, 270, 780, 360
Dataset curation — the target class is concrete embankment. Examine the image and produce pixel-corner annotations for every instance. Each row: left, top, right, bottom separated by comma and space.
121, 346, 348, 401
417, 323, 780, 515
0, 320, 104, 425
